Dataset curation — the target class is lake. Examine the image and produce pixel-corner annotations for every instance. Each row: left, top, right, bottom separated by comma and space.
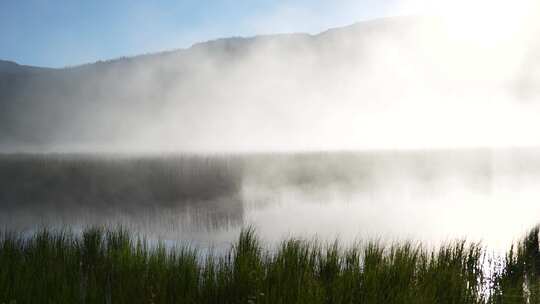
1, 148, 539, 253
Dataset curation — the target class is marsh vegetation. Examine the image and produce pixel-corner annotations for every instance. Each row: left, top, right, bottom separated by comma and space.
2, 151, 540, 302
2, 226, 540, 303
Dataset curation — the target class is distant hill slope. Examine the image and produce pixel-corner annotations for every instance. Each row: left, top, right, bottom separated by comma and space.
0, 60, 54, 75
0, 16, 538, 153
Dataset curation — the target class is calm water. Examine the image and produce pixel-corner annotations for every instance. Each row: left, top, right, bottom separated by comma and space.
1, 149, 540, 253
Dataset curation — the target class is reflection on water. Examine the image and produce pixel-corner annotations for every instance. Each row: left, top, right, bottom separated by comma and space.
0, 155, 245, 248
1, 149, 540, 252
0, 198, 244, 248
242, 149, 540, 252
242, 176, 540, 253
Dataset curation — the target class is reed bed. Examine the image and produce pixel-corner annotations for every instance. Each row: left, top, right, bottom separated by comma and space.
2, 227, 540, 303
0, 154, 242, 206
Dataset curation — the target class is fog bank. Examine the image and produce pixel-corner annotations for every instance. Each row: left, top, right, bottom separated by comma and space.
1, 8, 539, 153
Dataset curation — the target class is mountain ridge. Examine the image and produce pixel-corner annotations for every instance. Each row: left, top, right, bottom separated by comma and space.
1, 16, 538, 153
0, 16, 418, 71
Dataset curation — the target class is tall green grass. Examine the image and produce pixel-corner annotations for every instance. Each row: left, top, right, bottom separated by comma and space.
1, 227, 540, 303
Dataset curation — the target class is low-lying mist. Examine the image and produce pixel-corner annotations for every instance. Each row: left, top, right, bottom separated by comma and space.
2, 150, 540, 252
1, 3, 539, 153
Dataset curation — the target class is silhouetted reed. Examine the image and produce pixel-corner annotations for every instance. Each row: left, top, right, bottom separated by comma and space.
2, 226, 540, 303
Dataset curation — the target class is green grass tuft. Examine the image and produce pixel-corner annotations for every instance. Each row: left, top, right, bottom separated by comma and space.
2, 226, 540, 303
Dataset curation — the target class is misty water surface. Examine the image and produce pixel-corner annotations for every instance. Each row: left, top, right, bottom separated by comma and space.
1, 149, 539, 253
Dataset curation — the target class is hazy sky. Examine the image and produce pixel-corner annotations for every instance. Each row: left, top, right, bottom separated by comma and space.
0, 0, 400, 68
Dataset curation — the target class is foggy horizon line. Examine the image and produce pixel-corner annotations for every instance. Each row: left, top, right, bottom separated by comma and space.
2, 143, 540, 158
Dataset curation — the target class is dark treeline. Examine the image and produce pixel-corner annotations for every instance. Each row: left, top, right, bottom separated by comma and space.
0, 154, 242, 208
1, 226, 540, 303
1, 150, 538, 230
0, 150, 505, 209
0, 154, 244, 231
